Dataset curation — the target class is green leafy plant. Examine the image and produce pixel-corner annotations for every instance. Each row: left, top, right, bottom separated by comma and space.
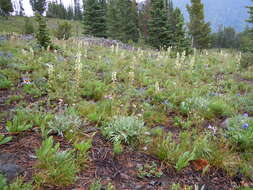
74, 139, 92, 167
0, 134, 12, 145
0, 78, 12, 89
80, 80, 108, 101
137, 161, 163, 178
226, 115, 253, 151
113, 141, 123, 155
22, 84, 42, 98
6, 178, 33, 190
102, 116, 146, 146
175, 151, 195, 171
6, 109, 33, 133
48, 109, 83, 136
35, 136, 78, 187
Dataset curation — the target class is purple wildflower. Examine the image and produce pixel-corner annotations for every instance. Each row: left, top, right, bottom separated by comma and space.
242, 123, 249, 129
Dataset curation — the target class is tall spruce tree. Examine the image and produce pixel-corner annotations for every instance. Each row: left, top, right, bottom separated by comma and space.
107, 0, 139, 42
147, 0, 172, 49
171, 8, 191, 53
74, 0, 82, 20
18, 0, 24, 16
246, 0, 253, 35
30, 0, 47, 15
83, 0, 107, 38
187, 0, 211, 49
35, 13, 52, 49
0, 0, 13, 16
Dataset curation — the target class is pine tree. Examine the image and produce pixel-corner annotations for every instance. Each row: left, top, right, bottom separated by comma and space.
0, 0, 13, 16
171, 8, 191, 53
35, 13, 52, 49
82, 0, 107, 38
19, 0, 24, 16
147, 0, 172, 49
74, 0, 82, 20
30, 0, 47, 15
187, 0, 211, 49
246, 0, 253, 35
107, 0, 139, 43
139, 0, 151, 40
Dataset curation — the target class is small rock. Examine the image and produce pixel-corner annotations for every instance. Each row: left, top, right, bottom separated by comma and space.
220, 118, 230, 129
0, 164, 24, 181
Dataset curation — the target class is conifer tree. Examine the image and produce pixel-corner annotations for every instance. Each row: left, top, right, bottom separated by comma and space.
246, 0, 253, 35
74, 0, 82, 20
30, 0, 47, 15
19, 0, 24, 16
187, 0, 211, 49
0, 0, 13, 16
107, 0, 121, 39
139, 0, 151, 40
107, 0, 139, 42
82, 0, 107, 38
147, 0, 172, 49
171, 8, 191, 53
35, 13, 52, 49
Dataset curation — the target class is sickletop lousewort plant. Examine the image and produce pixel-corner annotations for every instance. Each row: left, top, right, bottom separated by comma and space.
46, 63, 54, 89
75, 51, 82, 88
155, 81, 160, 93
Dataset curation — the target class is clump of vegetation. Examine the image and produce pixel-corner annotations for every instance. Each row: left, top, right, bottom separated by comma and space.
35, 136, 78, 187
35, 13, 52, 49
48, 109, 83, 136
137, 161, 163, 178
102, 116, 146, 146
226, 115, 253, 151
240, 53, 253, 68
24, 17, 34, 34
55, 21, 72, 40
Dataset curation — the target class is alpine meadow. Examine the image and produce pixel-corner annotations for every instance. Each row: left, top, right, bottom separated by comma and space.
0, 0, 253, 189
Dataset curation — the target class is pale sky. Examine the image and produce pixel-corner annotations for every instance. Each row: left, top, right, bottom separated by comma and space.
13, 0, 143, 16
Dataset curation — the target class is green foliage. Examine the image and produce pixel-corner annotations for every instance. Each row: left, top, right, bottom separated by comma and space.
24, 17, 34, 34
0, 78, 12, 89
0, 174, 7, 189
6, 109, 33, 133
187, 0, 211, 49
226, 115, 253, 151
240, 53, 253, 68
113, 141, 123, 155
30, 0, 47, 15
35, 136, 78, 187
0, 134, 12, 145
80, 80, 107, 101
88, 179, 102, 190
137, 161, 163, 178
147, 0, 172, 49
35, 13, 52, 49
6, 178, 33, 190
6, 108, 50, 133
74, 139, 92, 167
46, 2, 74, 20
107, 0, 139, 42
23, 83, 42, 98
0, 0, 13, 16
102, 116, 146, 145
83, 0, 107, 38
55, 21, 72, 40
48, 109, 83, 136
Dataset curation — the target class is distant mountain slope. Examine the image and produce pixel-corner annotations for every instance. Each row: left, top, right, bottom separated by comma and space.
173, 0, 251, 32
